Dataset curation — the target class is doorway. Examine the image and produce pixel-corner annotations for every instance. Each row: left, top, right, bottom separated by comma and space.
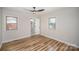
30, 18, 40, 36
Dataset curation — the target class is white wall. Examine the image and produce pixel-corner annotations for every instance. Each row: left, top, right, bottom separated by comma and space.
0, 8, 2, 47
2, 8, 33, 43
41, 7, 79, 47
77, 8, 79, 46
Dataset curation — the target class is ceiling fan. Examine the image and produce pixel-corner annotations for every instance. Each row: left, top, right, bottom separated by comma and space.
24, 7, 45, 14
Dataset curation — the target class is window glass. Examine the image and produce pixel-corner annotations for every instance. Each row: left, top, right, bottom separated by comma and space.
48, 17, 56, 29
6, 16, 17, 30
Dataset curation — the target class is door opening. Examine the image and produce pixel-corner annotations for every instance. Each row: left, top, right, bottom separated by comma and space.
30, 18, 40, 36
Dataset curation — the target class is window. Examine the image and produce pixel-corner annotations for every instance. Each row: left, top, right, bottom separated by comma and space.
6, 16, 18, 30
48, 17, 56, 29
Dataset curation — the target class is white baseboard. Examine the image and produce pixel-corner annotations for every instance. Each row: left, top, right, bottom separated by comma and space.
2, 35, 31, 43
41, 34, 79, 48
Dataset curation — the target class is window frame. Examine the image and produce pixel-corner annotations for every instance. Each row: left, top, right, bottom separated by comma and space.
48, 17, 56, 29
6, 16, 18, 31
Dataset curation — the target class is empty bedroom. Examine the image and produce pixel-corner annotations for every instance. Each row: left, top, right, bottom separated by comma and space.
0, 7, 79, 51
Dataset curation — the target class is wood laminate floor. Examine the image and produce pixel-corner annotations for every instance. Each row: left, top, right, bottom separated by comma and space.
1, 35, 79, 51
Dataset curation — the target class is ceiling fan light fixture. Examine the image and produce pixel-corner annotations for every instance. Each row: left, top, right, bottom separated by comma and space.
33, 12, 36, 14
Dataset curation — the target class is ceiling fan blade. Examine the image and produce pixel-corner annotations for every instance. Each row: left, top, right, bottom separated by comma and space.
38, 9, 45, 11
31, 9, 45, 12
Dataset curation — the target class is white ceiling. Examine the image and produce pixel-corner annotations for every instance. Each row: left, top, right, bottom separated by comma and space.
4, 7, 62, 15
